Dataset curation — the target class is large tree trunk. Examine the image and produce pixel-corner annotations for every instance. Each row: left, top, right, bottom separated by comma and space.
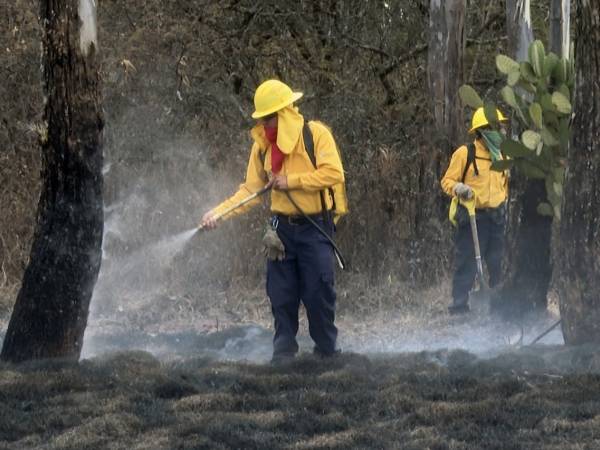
557, 0, 600, 344
427, 0, 466, 150
499, 177, 553, 313
1, 0, 103, 363
497, 0, 552, 315
416, 0, 466, 280
549, 0, 570, 58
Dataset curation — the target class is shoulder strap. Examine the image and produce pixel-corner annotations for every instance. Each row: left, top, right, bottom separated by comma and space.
259, 147, 266, 165
302, 121, 334, 219
257, 145, 274, 184
302, 122, 316, 167
461, 142, 479, 182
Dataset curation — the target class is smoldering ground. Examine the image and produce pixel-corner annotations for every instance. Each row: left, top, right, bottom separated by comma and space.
2, 344, 600, 449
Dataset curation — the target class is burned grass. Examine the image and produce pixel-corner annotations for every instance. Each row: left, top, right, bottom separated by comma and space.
1, 346, 600, 449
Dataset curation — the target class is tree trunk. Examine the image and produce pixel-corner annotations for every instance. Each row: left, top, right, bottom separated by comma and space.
427, 0, 466, 149
505, 0, 533, 61
549, 0, 570, 58
499, 176, 553, 314
1, 0, 103, 363
497, 0, 552, 316
557, 0, 600, 344
415, 0, 466, 282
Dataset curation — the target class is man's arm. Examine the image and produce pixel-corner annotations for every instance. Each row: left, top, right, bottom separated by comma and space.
441, 146, 468, 197
200, 144, 268, 227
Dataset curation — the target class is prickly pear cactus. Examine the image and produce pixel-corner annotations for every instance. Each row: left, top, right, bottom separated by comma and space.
459, 40, 574, 220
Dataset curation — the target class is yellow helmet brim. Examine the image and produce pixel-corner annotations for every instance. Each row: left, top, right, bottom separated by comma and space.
251, 92, 303, 119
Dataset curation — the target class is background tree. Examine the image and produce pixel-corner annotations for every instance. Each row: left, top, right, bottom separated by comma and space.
461, 38, 574, 317
557, 0, 600, 344
416, 0, 467, 284
506, 0, 534, 60
1, 0, 103, 362
549, 0, 570, 59
427, 0, 466, 149
497, 0, 553, 315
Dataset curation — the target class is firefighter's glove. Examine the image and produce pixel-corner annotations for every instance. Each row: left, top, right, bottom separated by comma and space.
262, 227, 285, 261
453, 182, 474, 200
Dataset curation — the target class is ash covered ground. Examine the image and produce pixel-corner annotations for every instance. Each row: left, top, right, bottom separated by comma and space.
3, 302, 599, 450
1, 332, 600, 450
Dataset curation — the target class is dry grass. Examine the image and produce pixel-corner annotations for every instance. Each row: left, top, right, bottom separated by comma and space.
1, 347, 600, 449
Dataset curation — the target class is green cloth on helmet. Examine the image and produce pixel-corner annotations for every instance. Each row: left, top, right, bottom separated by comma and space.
480, 130, 503, 162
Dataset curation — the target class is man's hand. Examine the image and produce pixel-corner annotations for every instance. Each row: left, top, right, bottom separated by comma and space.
453, 182, 474, 200
267, 174, 288, 190
199, 210, 218, 230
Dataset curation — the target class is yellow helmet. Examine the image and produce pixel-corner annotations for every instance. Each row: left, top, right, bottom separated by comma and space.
469, 107, 508, 134
252, 80, 303, 119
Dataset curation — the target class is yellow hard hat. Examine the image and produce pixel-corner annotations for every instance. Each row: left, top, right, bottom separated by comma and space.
252, 80, 303, 119
469, 107, 507, 134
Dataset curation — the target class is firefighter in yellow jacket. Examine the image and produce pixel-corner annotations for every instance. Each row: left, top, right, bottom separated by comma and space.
441, 107, 509, 314
200, 80, 344, 362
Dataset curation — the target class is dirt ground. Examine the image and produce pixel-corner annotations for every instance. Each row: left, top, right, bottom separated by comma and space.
2, 307, 600, 450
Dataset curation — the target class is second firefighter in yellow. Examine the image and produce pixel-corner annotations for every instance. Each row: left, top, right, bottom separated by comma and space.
441, 107, 509, 314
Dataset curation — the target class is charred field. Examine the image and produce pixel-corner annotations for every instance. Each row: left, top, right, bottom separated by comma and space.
1, 329, 600, 450
2, 1, 600, 449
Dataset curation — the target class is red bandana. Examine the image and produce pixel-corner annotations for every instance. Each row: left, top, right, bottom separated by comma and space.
264, 126, 284, 173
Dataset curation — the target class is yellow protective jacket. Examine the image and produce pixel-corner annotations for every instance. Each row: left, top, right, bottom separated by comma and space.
441, 138, 508, 209
210, 106, 344, 219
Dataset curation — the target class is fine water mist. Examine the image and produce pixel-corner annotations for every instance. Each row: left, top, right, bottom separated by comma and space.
340, 313, 564, 359
146, 228, 198, 265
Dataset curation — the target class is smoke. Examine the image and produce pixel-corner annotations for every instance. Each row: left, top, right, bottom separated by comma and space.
78, 0, 97, 56
81, 113, 255, 358
340, 312, 563, 358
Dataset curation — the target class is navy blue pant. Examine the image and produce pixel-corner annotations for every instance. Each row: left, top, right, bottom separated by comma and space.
266, 216, 337, 357
452, 208, 505, 307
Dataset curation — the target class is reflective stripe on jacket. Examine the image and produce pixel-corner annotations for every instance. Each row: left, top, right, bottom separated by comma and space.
441, 138, 508, 209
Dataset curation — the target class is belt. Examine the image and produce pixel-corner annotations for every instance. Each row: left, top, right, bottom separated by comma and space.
276, 212, 329, 225
476, 203, 506, 213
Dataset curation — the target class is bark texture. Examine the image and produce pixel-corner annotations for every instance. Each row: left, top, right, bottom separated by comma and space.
418, 0, 466, 283
427, 0, 466, 150
499, 176, 553, 314
549, 0, 570, 58
1, 0, 103, 362
505, 0, 534, 61
557, 0, 600, 344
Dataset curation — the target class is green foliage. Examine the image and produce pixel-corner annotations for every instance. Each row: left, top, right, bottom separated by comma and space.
501, 140, 530, 158
490, 159, 514, 171
458, 85, 483, 109
460, 40, 574, 220
496, 54, 520, 74
483, 102, 499, 126
522, 130, 541, 150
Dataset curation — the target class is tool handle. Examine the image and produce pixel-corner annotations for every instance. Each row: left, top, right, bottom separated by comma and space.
462, 196, 476, 217
469, 215, 487, 288
198, 185, 271, 230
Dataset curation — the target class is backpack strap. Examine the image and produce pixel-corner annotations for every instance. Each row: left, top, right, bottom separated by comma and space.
461, 142, 478, 182
302, 121, 333, 223
257, 147, 269, 182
